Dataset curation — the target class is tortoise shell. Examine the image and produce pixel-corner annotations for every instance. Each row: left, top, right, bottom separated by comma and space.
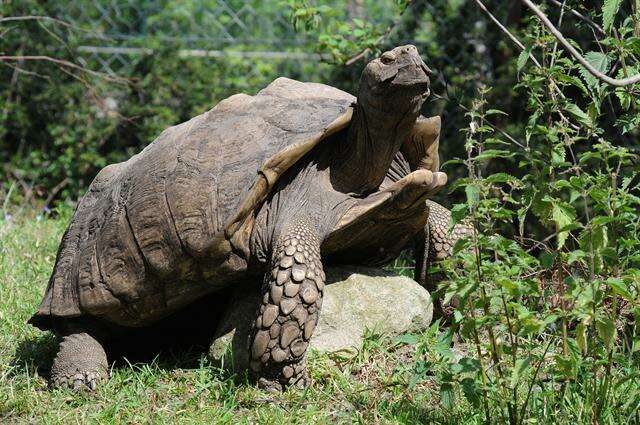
30, 78, 355, 329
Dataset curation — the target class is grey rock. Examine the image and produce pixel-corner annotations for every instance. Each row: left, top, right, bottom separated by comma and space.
208, 266, 432, 373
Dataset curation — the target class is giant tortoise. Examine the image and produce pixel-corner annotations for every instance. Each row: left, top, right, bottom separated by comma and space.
29, 45, 469, 392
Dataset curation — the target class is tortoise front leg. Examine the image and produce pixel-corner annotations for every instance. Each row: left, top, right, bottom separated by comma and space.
249, 218, 324, 391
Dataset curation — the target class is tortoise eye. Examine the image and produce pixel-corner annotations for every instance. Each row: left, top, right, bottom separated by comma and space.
380, 52, 396, 64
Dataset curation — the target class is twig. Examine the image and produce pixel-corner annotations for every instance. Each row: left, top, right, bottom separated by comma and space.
545, 0, 606, 36
432, 92, 527, 150
0, 55, 129, 84
43, 178, 70, 208
518, 339, 553, 425
0, 15, 97, 35
345, 49, 371, 66
343, 0, 414, 66
0, 61, 51, 80
473, 0, 580, 130
0, 15, 74, 27
522, 0, 640, 87
473, 0, 541, 67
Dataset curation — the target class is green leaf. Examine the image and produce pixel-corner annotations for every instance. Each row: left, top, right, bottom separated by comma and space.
485, 109, 507, 116
510, 356, 532, 388
460, 378, 481, 407
452, 237, 471, 255
576, 322, 588, 354
551, 201, 577, 249
485, 173, 518, 184
592, 225, 609, 252
567, 250, 586, 265
465, 185, 480, 208
579, 51, 611, 88
540, 252, 556, 269
555, 72, 589, 95
440, 382, 455, 409
616, 87, 632, 110
606, 277, 634, 301
602, 0, 623, 32
517, 45, 533, 72
596, 315, 616, 349
450, 203, 469, 226
564, 102, 593, 128
554, 354, 577, 379
474, 149, 514, 162
395, 333, 419, 345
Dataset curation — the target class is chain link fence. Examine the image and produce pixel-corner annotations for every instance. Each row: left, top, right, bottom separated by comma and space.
53, 0, 401, 76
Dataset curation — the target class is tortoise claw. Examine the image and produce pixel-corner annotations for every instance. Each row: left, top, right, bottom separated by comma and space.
52, 370, 105, 392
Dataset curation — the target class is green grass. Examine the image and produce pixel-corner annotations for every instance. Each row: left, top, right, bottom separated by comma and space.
3, 214, 638, 424
0, 213, 476, 424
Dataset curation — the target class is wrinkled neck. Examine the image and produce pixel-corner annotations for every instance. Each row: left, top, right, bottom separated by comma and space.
331, 99, 419, 195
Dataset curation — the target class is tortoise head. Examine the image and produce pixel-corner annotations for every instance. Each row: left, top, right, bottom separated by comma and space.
359, 45, 432, 116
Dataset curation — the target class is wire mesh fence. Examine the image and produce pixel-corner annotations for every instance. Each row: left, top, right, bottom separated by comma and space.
53, 0, 400, 76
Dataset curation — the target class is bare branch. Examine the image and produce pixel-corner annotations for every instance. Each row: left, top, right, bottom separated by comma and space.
0, 15, 74, 30
545, 0, 606, 36
522, 0, 640, 87
0, 55, 130, 85
343, 0, 415, 66
473, 0, 541, 67
345, 48, 371, 66
473, 0, 580, 130
0, 61, 51, 80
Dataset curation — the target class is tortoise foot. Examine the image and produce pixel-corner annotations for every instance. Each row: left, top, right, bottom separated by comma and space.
52, 370, 106, 391
257, 364, 310, 393
50, 332, 108, 392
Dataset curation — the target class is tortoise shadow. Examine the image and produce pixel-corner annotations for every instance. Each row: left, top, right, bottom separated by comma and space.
11, 266, 406, 382
10, 288, 233, 381
9, 332, 58, 380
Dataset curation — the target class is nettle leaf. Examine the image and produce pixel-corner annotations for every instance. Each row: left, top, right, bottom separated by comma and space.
517, 45, 533, 72
450, 203, 469, 226
615, 66, 639, 111
460, 378, 481, 407
452, 237, 471, 255
555, 72, 589, 95
564, 102, 594, 128
616, 87, 632, 110
552, 201, 577, 249
551, 143, 566, 165
606, 277, 634, 301
440, 382, 455, 409
576, 322, 588, 354
395, 333, 420, 345
474, 149, 515, 162
485, 109, 507, 116
617, 112, 640, 134
602, 0, 623, 32
465, 185, 480, 208
596, 315, 617, 349
539, 251, 556, 269
579, 51, 611, 88
567, 249, 586, 265
485, 172, 518, 185
510, 356, 533, 388
592, 225, 609, 252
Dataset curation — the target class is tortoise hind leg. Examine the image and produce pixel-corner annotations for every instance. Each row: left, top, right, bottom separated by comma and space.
50, 328, 108, 390
249, 218, 324, 392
